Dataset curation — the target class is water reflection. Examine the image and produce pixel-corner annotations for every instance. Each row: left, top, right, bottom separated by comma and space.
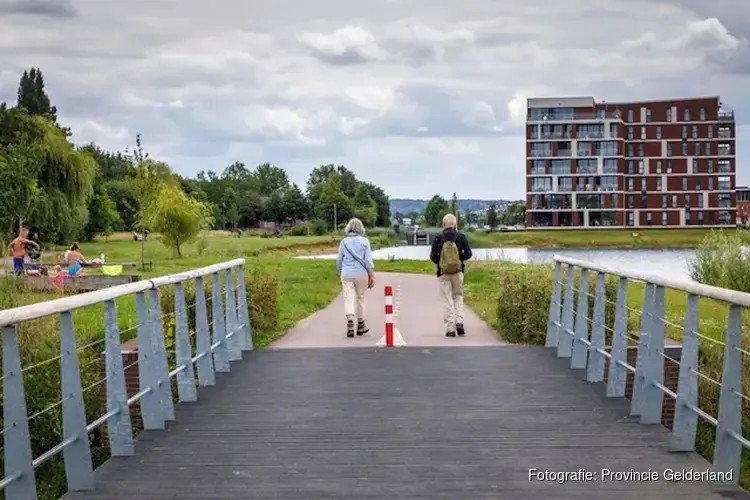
300, 246, 696, 281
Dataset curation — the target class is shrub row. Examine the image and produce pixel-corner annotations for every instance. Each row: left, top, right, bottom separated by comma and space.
0, 270, 278, 500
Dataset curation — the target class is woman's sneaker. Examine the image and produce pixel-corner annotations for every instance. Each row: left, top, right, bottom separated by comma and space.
357, 320, 369, 336
347, 319, 355, 338
456, 324, 465, 336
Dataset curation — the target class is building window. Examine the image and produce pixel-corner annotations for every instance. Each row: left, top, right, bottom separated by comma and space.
681, 142, 688, 156
662, 212, 668, 225
684, 108, 690, 121
559, 177, 573, 191
638, 160, 644, 175
700, 107, 706, 121
667, 160, 673, 173
641, 194, 647, 207
627, 178, 634, 191
627, 160, 634, 174
656, 126, 662, 139
638, 143, 644, 157
698, 211, 704, 225
691, 158, 698, 173
694, 141, 700, 156
708, 177, 714, 190
627, 144, 634, 156
627, 108, 633, 122
696, 178, 701, 190
645, 108, 652, 122
627, 126, 634, 140
682, 125, 687, 139
661, 194, 667, 208
531, 160, 546, 174
666, 143, 672, 157
628, 195, 634, 208
686, 210, 691, 223
671, 194, 678, 208
708, 159, 714, 173
718, 127, 731, 139
692, 125, 698, 139
682, 177, 687, 190
655, 160, 662, 174
640, 178, 646, 191
718, 143, 731, 156
718, 159, 731, 173
718, 176, 731, 190
609, 123, 618, 138
641, 126, 646, 139
685, 194, 691, 208
603, 159, 618, 174
708, 125, 713, 138
705, 142, 711, 156
646, 212, 652, 225
666, 108, 672, 121
628, 212, 634, 226
532, 177, 553, 192
657, 178, 662, 191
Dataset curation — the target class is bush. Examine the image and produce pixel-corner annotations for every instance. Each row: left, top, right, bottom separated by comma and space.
245, 271, 278, 333
309, 218, 328, 236
285, 223, 309, 236
496, 262, 617, 344
689, 230, 750, 292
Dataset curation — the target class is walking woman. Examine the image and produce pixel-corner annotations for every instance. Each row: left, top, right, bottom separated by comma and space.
336, 218, 375, 337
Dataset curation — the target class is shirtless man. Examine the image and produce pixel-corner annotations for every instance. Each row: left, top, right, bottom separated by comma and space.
8, 227, 39, 275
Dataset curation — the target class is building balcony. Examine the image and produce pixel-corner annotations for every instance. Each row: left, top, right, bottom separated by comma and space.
718, 111, 735, 122
527, 111, 622, 122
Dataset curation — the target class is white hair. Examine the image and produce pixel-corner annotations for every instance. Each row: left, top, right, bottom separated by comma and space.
442, 213, 457, 227
345, 217, 366, 235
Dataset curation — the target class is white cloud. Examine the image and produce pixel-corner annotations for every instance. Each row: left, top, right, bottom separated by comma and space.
1, 0, 749, 199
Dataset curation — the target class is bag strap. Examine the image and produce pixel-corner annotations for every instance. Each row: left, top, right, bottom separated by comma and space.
342, 240, 370, 273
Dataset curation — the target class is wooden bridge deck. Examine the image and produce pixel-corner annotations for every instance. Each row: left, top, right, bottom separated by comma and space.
64, 346, 746, 499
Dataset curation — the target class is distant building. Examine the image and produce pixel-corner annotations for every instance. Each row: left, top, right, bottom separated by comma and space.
737, 186, 750, 225
526, 96, 736, 228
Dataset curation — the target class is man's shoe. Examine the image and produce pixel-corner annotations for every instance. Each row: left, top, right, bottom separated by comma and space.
346, 320, 355, 338
357, 320, 369, 336
446, 330, 456, 337
456, 324, 465, 336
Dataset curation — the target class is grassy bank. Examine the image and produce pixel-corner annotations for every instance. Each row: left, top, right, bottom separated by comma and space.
466, 228, 750, 249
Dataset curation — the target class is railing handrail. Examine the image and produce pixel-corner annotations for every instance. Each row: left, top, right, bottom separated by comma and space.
553, 255, 750, 308
0, 258, 246, 327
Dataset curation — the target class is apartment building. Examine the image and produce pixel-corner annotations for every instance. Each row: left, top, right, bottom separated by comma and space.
525, 96, 736, 228
737, 186, 750, 225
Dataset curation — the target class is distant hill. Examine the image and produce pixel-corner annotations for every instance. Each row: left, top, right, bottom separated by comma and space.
390, 198, 515, 215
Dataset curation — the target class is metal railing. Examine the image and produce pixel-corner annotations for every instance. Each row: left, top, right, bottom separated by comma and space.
546, 256, 748, 483
0, 259, 252, 499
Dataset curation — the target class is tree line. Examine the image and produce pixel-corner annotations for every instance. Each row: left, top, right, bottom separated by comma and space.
392, 193, 526, 229
0, 67, 391, 256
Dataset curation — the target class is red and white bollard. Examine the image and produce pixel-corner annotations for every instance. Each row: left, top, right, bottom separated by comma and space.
384, 285, 394, 347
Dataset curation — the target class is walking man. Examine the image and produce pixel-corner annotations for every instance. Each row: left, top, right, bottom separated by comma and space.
430, 213, 472, 337
8, 227, 39, 276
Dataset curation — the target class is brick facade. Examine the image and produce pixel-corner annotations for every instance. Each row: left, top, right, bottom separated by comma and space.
601, 345, 681, 429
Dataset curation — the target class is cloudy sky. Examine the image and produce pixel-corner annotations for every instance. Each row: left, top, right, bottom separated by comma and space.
1, 0, 749, 200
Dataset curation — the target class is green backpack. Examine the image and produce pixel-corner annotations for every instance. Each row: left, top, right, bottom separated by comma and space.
439, 240, 462, 275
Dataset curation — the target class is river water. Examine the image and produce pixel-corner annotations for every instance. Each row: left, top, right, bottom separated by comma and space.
301, 246, 697, 281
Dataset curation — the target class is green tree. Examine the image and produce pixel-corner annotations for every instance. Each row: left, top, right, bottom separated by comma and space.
0, 142, 41, 235
17, 67, 57, 122
352, 184, 377, 227
253, 163, 289, 193
221, 186, 240, 230
315, 176, 352, 229
82, 184, 121, 240
282, 183, 309, 222
263, 190, 284, 223
144, 184, 209, 257
422, 195, 451, 227
500, 201, 526, 226
486, 204, 498, 231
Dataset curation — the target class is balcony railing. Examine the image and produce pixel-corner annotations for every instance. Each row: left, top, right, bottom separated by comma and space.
718, 111, 735, 122
528, 111, 622, 121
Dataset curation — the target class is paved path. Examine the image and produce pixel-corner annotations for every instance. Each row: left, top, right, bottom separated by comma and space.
64, 347, 745, 499
269, 272, 507, 348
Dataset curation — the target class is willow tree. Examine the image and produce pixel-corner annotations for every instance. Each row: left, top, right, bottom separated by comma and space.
0, 108, 95, 241
144, 184, 210, 258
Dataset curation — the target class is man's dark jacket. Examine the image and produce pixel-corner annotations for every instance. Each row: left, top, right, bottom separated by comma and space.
430, 228, 473, 277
